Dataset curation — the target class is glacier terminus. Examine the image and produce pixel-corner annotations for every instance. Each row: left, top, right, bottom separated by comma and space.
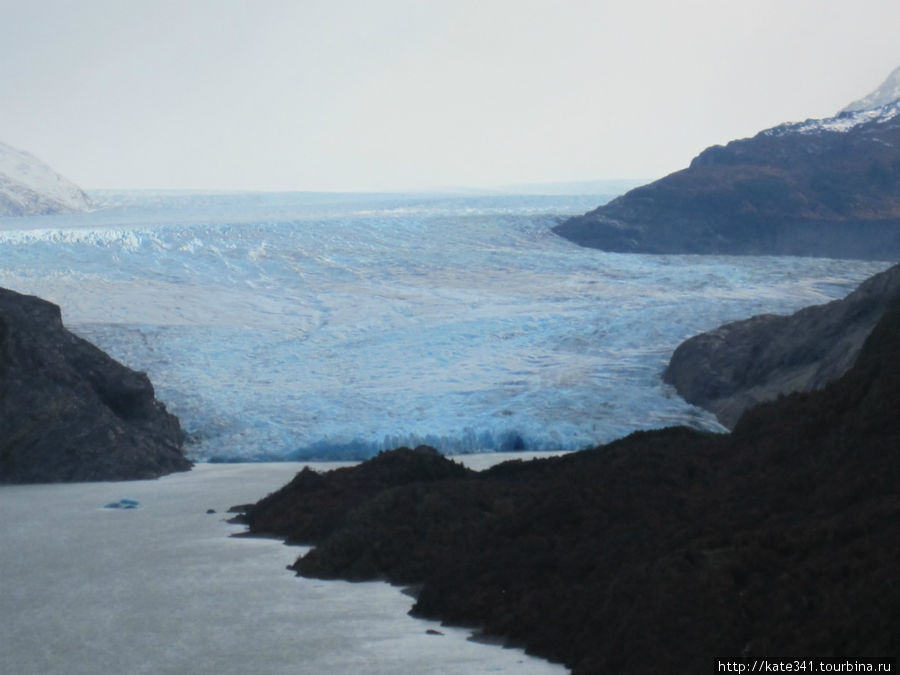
0, 191, 889, 461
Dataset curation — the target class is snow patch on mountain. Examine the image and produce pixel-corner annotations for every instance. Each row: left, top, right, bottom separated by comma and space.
764, 99, 900, 138
763, 66, 900, 139
0, 141, 92, 217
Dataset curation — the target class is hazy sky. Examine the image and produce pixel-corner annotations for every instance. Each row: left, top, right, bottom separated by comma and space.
3, 0, 899, 191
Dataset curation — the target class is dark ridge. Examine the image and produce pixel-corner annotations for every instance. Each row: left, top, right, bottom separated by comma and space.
553, 103, 900, 261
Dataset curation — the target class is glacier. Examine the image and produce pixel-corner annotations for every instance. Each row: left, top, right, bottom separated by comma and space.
0, 191, 889, 461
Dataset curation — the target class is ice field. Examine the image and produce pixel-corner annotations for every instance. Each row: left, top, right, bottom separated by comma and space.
0, 191, 889, 460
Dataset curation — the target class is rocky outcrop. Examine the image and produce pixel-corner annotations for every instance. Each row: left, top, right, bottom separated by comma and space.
0, 141, 92, 217
237, 298, 900, 673
0, 287, 191, 483
663, 262, 900, 427
236, 445, 472, 548
554, 70, 900, 261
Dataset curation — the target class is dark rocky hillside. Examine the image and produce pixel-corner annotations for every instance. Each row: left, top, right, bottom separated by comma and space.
554, 78, 900, 260
238, 298, 900, 673
239, 445, 472, 548
664, 262, 900, 427
0, 287, 191, 483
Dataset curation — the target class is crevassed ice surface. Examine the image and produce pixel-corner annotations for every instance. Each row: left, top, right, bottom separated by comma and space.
0, 191, 890, 460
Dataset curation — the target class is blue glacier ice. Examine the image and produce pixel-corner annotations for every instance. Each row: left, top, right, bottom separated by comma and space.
0, 191, 890, 461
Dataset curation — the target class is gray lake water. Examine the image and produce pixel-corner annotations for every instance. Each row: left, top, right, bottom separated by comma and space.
0, 461, 566, 674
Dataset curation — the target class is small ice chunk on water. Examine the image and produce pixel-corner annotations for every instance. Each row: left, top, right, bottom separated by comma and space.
104, 498, 140, 509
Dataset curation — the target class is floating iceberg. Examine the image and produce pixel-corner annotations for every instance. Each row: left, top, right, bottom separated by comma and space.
104, 498, 140, 509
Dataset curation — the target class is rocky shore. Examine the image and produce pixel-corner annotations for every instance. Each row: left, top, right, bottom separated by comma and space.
236, 292, 900, 672
0, 287, 191, 483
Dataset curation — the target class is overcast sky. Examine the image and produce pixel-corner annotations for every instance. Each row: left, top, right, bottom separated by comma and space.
3, 0, 899, 192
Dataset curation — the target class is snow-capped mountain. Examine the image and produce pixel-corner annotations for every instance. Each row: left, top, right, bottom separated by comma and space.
0, 141, 92, 217
841, 65, 900, 113
764, 98, 900, 137
554, 66, 900, 261
763, 66, 900, 137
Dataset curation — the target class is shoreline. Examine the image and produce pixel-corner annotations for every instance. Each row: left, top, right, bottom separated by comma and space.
0, 460, 566, 675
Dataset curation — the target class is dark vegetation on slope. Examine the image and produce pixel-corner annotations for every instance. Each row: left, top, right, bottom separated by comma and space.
0, 287, 191, 483
236, 300, 900, 673
553, 107, 900, 260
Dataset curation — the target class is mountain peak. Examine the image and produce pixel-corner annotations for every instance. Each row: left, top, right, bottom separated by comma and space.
0, 141, 92, 217
841, 65, 900, 113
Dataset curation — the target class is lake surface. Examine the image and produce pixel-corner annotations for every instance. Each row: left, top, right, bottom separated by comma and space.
0, 460, 567, 674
